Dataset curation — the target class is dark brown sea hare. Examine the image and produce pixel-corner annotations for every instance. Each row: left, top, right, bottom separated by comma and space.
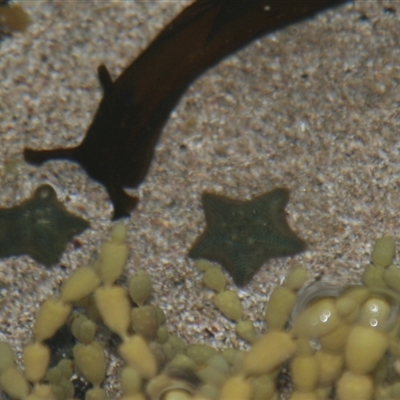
23, 0, 348, 219
0, 185, 89, 266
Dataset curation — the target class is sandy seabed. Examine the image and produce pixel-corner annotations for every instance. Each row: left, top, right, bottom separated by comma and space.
1, 1, 400, 398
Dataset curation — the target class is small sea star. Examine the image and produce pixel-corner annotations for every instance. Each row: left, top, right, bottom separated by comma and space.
0, 184, 89, 266
188, 188, 306, 286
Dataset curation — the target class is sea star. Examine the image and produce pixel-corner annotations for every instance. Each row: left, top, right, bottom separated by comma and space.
0, 184, 89, 266
188, 188, 306, 286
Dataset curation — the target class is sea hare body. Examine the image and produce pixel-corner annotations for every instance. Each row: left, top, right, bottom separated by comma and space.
24, 0, 348, 219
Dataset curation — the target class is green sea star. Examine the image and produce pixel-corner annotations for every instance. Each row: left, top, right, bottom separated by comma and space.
0, 184, 89, 266
188, 188, 306, 286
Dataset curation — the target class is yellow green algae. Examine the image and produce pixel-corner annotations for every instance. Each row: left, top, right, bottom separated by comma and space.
2, 230, 400, 399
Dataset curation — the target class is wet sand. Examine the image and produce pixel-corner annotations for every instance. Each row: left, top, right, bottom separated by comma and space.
1, 1, 400, 398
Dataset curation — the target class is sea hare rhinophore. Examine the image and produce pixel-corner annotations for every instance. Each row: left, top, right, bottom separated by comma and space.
23, 0, 347, 219
0, 184, 89, 266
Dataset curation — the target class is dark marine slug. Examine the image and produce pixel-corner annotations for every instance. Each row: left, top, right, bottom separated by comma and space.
24, 0, 348, 220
